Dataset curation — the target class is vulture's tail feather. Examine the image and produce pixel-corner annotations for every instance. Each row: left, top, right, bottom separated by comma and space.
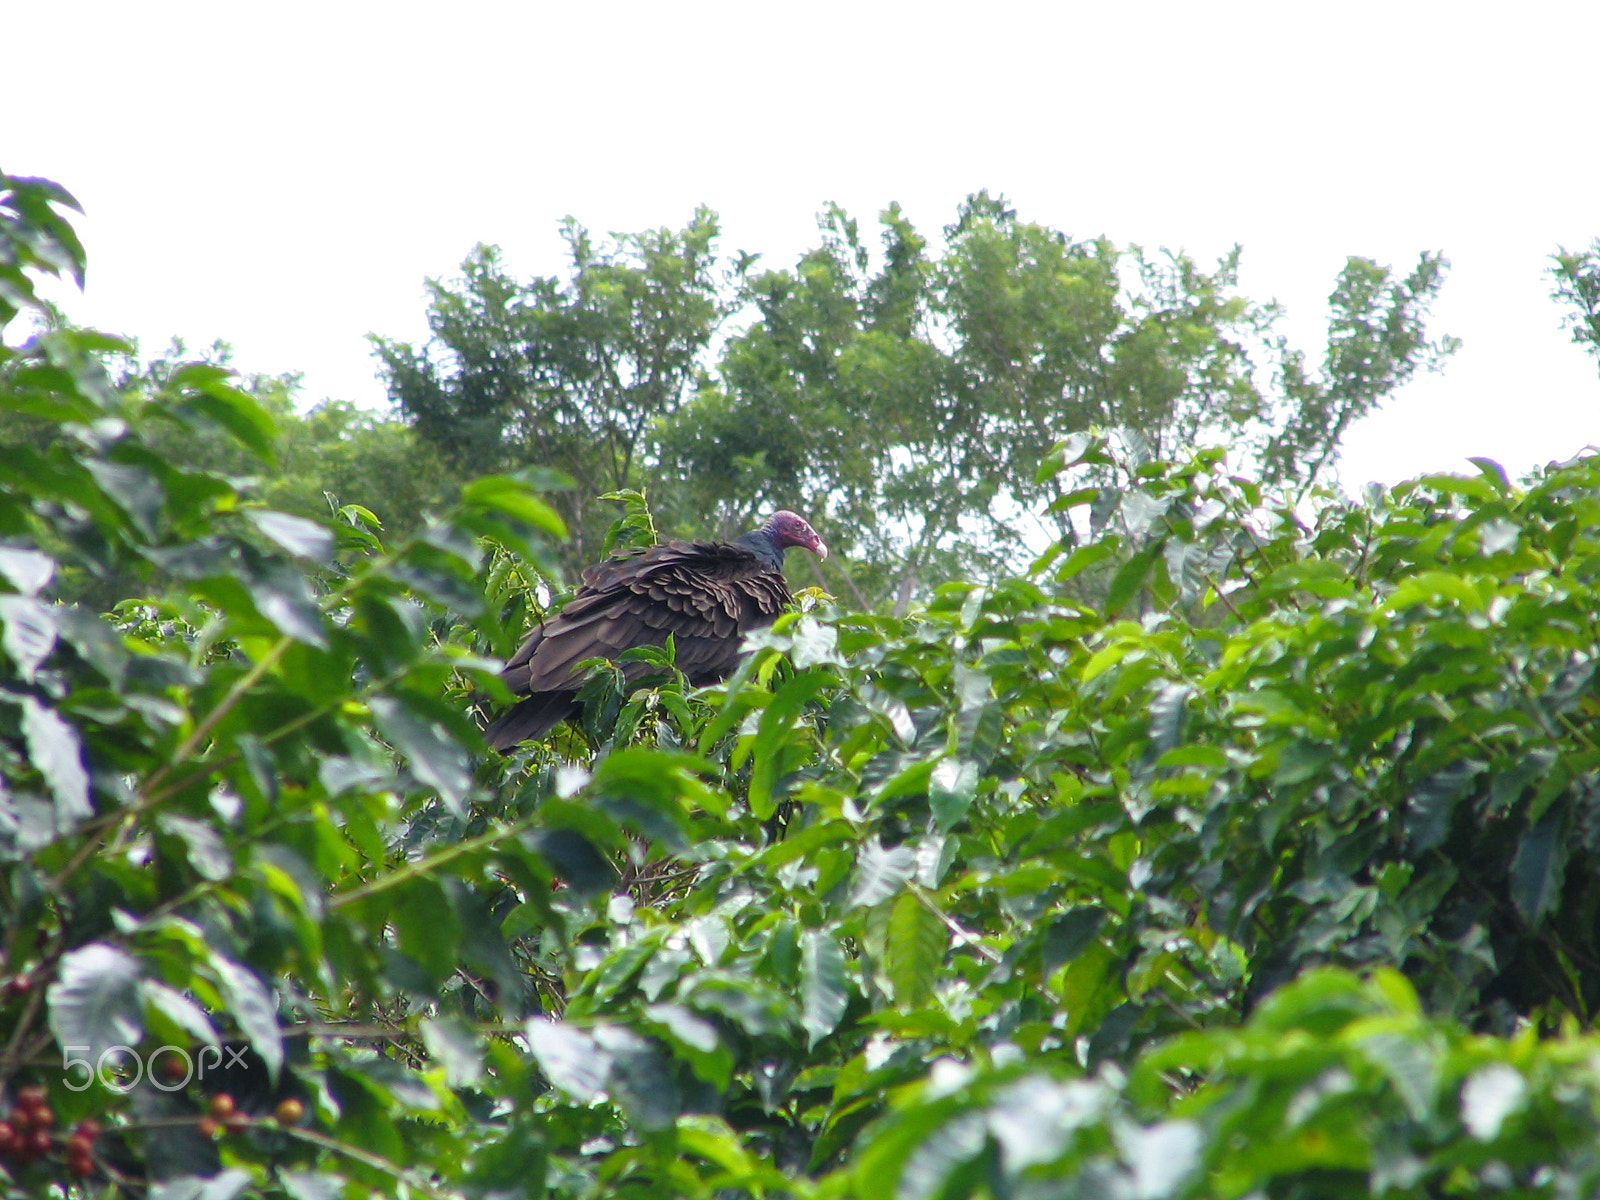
484, 692, 581, 752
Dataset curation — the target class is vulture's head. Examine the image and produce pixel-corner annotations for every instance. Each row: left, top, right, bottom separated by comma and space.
766, 510, 828, 560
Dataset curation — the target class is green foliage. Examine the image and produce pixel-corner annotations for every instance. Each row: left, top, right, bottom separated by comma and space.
0, 174, 85, 327
108, 342, 452, 540
1, 335, 451, 610
8, 170, 1600, 1199
382, 193, 1455, 607
1265, 253, 1460, 495
1552, 239, 1600, 372
848, 968, 1600, 1198
372, 213, 726, 567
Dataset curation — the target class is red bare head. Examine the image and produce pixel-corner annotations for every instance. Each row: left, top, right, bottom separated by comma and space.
765, 510, 828, 560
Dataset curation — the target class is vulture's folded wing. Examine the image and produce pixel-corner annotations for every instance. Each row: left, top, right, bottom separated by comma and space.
501, 539, 793, 698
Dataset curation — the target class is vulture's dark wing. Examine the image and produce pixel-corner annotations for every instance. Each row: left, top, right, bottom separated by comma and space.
486, 539, 791, 749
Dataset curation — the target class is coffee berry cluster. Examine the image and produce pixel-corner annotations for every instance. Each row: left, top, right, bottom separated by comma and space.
0, 1086, 100, 1177
198, 1093, 305, 1139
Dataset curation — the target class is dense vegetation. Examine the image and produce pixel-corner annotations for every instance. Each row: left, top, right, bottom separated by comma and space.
5, 171, 1600, 1199
373, 195, 1459, 607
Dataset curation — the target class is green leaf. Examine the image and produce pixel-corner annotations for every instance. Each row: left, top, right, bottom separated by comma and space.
791, 615, 842, 668
525, 1019, 610, 1102
1105, 542, 1162, 616
19, 695, 91, 824
876, 756, 939, 804
156, 813, 233, 881
246, 564, 328, 647
0, 545, 54, 595
1405, 760, 1480, 853
748, 668, 832, 818
896, 1109, 988, 1200
392, 879, 463, 983
1042, 907, 1106, 979
929, 758, 979, 831
355, 1058, 441, 1111
1146, 682, 1190, 754
1542, 659, 1596, 716
245, 509, 335, 562
1358, 1030, 1438, 1121
1045, 486, 1101, 515
278, 1172, 348, 1200
594, 1024, 678, 1130
688, 978, 791, 1036
886, 891, 945, 1010
0, 594, 55, 681
1385, 570, 1485, 613
46, 942, 143, 1062
851, 839, 916, 908
211, 956, 283, 1078
462, 476, 569, 539
586, 746, 706, 847
642, 1001, 733, 1088
150, 1169, 253, 1200
178, 370, 282, 464
421, 1014, 484, 1087
523, 826, 615, 897
84, 458, 164, 539
1036, 432, 1097, 483
369, 693, 472, 817
1510, 803, 1568, 924
1115, 1120, 1203, 1199
801, 929, 849, 1047
987, 1076, 1105, 1168
1052, 539, 1118, 582
140, 980, 220, 1048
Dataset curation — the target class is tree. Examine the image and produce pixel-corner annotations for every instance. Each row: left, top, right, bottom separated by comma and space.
373, 210, 727, 569
1552, 238, 1600, 373
666, 193, 1455, 608
1264, 252, 1460, 494
379, 196, 1454, 609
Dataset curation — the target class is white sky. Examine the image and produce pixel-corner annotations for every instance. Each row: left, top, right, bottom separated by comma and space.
8, 0, 1598, 489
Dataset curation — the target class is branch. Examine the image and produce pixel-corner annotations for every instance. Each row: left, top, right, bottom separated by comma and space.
330, 810, 546, 909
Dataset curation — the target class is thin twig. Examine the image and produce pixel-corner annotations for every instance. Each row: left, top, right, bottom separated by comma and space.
909, 884, 1000, 965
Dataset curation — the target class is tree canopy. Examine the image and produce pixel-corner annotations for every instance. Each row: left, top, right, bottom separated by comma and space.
1552, 238, 1600, 373
372, 212, 726, 568
376, 194, 1457, 608
4, 169, 1600, 1198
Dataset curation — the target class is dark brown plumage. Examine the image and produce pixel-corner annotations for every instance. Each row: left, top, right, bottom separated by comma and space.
484, 511, 827, 750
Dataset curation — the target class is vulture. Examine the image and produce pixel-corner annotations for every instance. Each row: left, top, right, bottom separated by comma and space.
483, 510, 828, 750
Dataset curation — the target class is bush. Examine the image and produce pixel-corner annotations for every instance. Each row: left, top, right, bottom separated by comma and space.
6, 169, 1600, 1198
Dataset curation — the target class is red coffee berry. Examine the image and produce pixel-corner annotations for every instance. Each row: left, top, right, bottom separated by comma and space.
274, 1098, 304, 1124
15, 1086, 45, 1111
28, 1128, 51, 1155
69, 1152, 94, 1178
0, 1120, 15, 1153
197, 1117, 219, 1139
75, 1118, 101, 1140
66, 1134, 93, 1157
31, 1106, 51, 1128
208, 1094, 235, 1119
